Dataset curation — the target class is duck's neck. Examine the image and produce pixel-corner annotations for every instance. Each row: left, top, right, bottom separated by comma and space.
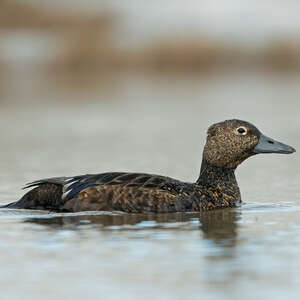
193, 159, 241, 209
196, 158, 238, 189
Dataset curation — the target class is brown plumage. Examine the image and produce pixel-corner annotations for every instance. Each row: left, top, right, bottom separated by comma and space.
3, 119, 295, 213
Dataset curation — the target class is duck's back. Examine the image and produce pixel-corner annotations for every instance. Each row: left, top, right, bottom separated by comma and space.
6, 172, 195, 213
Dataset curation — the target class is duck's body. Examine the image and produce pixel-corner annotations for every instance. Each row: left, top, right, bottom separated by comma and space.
5, 161, 240, 212
3, 119, 295, 213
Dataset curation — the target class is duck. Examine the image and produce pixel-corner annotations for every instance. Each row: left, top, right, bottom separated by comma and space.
2, 119, 295, 213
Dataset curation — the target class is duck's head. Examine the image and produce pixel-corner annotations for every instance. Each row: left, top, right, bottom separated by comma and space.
203, 119, 295, 169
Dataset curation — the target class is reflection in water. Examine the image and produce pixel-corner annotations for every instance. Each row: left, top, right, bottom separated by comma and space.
199, 209, 239, 247
24, 208, 240, 245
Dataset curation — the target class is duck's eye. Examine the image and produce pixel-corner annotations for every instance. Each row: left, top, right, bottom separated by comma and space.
236, 127, 247, 135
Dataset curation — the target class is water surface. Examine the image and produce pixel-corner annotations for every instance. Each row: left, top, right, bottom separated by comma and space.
0, 70, 299, 300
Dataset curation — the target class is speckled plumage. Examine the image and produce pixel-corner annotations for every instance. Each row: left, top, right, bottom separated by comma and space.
3, 119, 295, 213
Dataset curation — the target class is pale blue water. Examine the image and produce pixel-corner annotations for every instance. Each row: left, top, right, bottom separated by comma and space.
0, 70, 299, 300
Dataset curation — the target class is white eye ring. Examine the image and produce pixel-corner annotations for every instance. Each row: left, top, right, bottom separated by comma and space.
236, 126, 247, 135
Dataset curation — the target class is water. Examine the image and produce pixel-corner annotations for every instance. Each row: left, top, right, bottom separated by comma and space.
0, 70, 300, 299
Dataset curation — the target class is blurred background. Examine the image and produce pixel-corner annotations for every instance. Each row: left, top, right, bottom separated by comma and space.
1, 1, 300, 300
2, 0, 300, 103
0, 0, 299, 181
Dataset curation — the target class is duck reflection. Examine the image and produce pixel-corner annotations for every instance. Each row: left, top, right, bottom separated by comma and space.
199, 208, 239, 247
24, 208, 240, 246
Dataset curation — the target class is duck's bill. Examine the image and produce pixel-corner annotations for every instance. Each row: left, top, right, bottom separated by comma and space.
254, 134, 296, 154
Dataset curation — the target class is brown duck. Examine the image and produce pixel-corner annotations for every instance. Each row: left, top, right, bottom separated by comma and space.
3, 119, 295, 213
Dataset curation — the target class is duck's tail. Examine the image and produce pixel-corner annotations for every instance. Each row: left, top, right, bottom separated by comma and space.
0, 194, 30, 209
1, 183, 64, 210
0, 202, 16, 208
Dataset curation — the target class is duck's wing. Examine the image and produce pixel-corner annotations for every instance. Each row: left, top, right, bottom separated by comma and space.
61, 172, 193, 212
4, 172, 193, 212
